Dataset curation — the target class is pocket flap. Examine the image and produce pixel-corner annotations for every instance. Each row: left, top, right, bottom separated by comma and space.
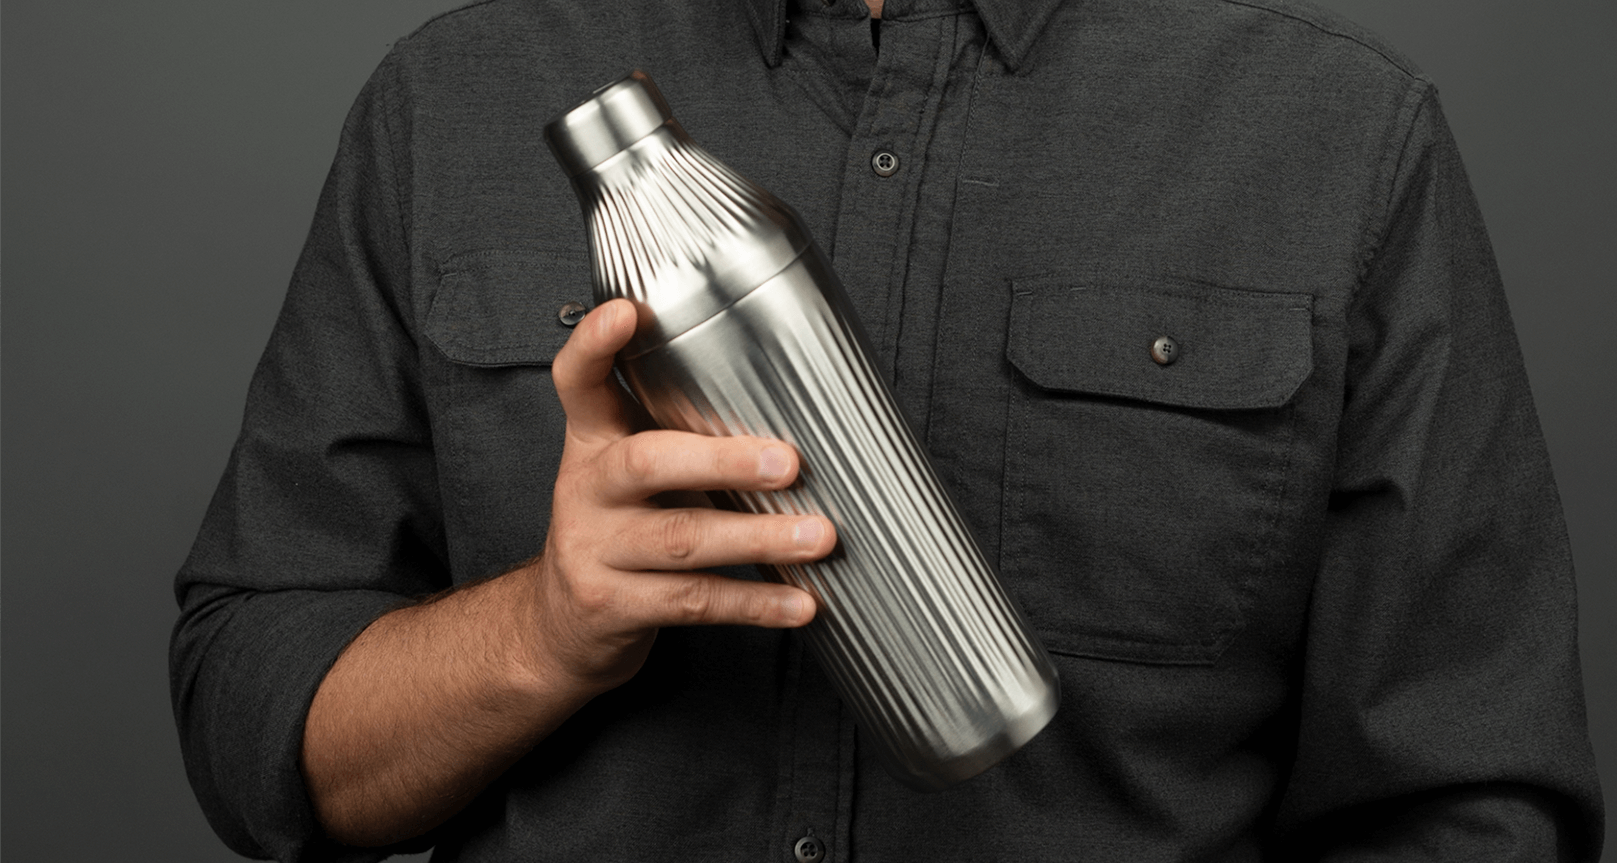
426, 250, 593, 367
1007, 279, 1313, 410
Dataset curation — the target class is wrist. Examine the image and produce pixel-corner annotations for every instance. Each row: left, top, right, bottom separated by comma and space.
497, 556, 620, 710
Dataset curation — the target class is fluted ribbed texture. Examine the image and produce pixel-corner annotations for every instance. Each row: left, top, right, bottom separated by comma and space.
587, 139, 764, 298
572, 128, 807, 356
565, 108, 1058, 789
623, 259, 1059, 788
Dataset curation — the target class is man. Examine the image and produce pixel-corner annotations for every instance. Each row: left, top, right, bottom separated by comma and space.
171, 0, 1604, 859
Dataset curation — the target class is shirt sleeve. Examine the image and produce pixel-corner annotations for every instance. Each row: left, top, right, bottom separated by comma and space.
168, 51, 447, 863
1271, 86, 1605, 859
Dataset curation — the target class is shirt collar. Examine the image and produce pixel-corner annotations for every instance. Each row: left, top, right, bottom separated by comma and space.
742, 0, 1066, 71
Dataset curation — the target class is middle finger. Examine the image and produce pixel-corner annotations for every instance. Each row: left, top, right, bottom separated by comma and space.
596, 430, 803, 503
603, 507, 837, 572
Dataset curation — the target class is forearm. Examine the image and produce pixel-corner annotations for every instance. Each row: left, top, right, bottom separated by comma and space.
300, 565, 589, 847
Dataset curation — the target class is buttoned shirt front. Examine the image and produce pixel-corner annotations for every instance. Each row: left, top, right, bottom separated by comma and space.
171, 0, 1604, 860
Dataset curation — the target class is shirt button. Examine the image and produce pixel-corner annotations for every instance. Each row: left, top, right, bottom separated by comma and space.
558, 301, 588, 327
1151, 335, 1179, 365
870, 150, 899, 177
794, 835, 826, 862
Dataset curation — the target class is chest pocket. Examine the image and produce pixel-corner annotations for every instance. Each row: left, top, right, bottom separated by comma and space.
422, 249, 593, 582
426, 249, 592, 367
1001, 278, 1313, 664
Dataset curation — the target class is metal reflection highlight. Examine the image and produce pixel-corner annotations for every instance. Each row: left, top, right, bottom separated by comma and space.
548, 71, 1060, 790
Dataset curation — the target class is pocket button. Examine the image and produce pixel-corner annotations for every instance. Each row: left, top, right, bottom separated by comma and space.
558, 301, 589, 327
1151, 335, 1179, 366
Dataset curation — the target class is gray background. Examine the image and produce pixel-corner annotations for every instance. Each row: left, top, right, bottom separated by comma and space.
2, 1, 1611, 859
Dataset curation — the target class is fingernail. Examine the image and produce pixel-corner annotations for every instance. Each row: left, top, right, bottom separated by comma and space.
792, 518, 824, 548
758, 446, 790, 482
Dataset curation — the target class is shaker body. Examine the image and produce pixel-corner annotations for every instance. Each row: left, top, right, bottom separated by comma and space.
621, 250, 1059, 788
548, 71, 1060, 790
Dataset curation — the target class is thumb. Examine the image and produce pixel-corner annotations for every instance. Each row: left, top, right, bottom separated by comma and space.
552, 299, 638, 440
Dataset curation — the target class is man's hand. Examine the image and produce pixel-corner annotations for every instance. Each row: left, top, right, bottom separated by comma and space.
301, 298, 833, 846
519, 297, 831, 693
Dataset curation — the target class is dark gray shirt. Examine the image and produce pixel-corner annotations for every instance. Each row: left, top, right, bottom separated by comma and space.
171, 0, 1604, 860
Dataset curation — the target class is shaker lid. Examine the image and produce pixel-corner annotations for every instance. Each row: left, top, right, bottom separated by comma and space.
545, 70, 676, 177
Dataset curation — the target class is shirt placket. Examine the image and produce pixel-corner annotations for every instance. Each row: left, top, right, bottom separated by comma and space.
777, 5, 975, 862
828, 2, 972, 408
768, 635, 856, 863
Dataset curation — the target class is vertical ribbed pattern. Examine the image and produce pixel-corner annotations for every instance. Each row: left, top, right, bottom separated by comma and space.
568, 117, 1059, 789
585, 137, 770, 305
624, 263, 1059, 789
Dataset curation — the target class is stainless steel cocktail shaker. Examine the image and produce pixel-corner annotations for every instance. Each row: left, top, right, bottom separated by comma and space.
545, 71, 1059, 790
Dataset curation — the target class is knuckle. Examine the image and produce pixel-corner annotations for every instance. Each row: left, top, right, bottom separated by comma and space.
668, 578, 715, 622
550, 511, 599, 556
545, 525, 581, 570
551, 468, 587, 506
570, 576, 617, 617
659, 510, 701, 562
545, 535, 614, 614
747, 592, 779, 624
618, 436, 659, 485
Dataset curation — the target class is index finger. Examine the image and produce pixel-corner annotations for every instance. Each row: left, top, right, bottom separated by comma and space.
552, 299, 638, 440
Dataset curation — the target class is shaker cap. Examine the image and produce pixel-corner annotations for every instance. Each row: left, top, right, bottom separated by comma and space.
545, 70, 676, 177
